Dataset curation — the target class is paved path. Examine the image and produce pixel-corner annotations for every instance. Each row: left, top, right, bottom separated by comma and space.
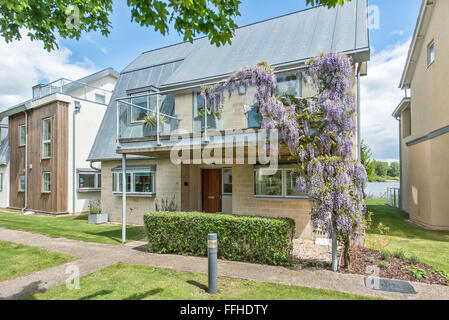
1, 227, 448, 300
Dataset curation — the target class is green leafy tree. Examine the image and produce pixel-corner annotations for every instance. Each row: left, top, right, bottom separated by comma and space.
1, 0, 351, 51
374, 161, 388, 177
388, 161, 400, 177
361, 140, 375, 181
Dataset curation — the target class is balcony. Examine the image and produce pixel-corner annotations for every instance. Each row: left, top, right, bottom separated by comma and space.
32, 78, 112, 104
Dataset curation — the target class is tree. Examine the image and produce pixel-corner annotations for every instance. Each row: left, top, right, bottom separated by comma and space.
374, 161, 388, 177
1, 0, 351, 51
361, 140, 375, 181
388, 162, 400, 177
202, 53, 367, 270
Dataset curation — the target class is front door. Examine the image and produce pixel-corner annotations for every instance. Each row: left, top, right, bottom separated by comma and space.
202, 169, 222, 213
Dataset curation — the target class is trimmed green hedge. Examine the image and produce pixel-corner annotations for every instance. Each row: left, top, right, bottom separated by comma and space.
143, 212, 295, 266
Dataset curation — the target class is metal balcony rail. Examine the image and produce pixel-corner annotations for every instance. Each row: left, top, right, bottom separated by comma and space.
32, 78, 112, 103
386, 187, 401, 209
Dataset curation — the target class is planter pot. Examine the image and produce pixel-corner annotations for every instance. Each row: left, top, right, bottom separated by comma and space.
88, 213, 108, 225
143, 124, 157, 137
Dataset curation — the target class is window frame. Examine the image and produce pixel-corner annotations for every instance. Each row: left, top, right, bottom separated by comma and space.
222, 168, 233, 195
192, 91, 222, 132
19, 175, 25, 192
19, 124, 26, 147
427, 40, 435, 67
112, 169, 156, 196
42, 117, 52, 159
42, 172, 51, 193
77, 171, 101, 191
276, 72, 303, 98
254, 168, 308, 200
129, 92, 156, 124
95, 93, 106, 104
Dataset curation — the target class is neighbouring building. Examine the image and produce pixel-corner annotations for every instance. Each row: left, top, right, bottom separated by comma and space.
0, 68, 119, 214
393, 0, 449, 230
88, 1, 370, 238
0, 122, 9, 208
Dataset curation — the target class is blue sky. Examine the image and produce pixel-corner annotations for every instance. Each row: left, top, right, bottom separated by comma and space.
0, 0, 423, 161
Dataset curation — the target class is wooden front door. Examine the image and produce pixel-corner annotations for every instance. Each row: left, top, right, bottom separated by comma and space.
202, 169, 222, 213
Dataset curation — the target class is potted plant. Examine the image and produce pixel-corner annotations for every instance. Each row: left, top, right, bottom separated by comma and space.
143, 113, 165, 137
88, 200, 108, 224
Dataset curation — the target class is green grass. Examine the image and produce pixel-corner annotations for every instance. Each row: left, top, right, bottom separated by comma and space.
25, 263, 376, 300
0, 211, 146, 245
366, 198, 449, 271
0, 240, 76, 282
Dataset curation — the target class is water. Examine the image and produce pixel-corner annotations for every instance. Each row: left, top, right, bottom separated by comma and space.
365, 182, 400, 198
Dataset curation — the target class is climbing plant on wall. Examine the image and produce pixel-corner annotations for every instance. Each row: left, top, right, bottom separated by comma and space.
202, 53, 367, 269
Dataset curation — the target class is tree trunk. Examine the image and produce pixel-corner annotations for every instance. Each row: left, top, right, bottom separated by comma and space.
343, 236, 351, 268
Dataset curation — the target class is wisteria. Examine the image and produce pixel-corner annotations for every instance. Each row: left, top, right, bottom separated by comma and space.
202, 53, 368, 268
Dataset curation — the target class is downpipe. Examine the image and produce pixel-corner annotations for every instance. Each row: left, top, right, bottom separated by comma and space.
72, 102, 81, 215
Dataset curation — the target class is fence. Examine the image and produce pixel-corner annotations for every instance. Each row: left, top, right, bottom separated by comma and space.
386, 187, 401, 209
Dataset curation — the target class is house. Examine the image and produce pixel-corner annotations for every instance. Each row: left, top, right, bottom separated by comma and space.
393, 0, 449, 230
0, 123, 9, 208
0, 68, 119, 214
88, 0, 370, 238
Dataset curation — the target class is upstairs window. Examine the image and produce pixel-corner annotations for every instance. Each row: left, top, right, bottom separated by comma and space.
276, 74, 302, 98
42, 117, 52, 159
95, 93, 106, 104
193, 92, 222, 132
19, 124, 26, 146
428, 41, 435, 66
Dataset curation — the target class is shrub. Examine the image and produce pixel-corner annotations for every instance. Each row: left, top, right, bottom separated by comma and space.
380, 250, 390, 260
143, 211, 295, 266
405, 266, 428, 280
394, 249, 406, 260
378, 261, 389, 268
409, 255, 421, 265
88, 200, 101, 215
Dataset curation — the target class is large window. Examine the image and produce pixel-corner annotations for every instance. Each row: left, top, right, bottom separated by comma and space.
222, 168, 232, 195
78, 171, 101, 191
254, 168, 307, 199
428, 41, 435, 66
19, 175, 25, 192
276, 74, 302, 97
193, 92, 222, 132
112, 167, 155, 195
42, 117, 51, 159
19, 124, 26, 146
42, 172, 51, 193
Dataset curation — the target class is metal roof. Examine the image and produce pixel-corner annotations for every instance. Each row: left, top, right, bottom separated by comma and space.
88, 0, 370, 161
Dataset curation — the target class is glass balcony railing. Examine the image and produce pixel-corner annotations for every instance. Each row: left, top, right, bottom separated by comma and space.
32, 78, 111, 104
117, 92, 181, 143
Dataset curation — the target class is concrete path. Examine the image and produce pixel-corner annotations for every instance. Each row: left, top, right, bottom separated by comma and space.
1, 227, 448, 300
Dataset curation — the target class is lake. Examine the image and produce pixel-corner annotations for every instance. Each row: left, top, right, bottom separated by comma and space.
365, 182, 400, 198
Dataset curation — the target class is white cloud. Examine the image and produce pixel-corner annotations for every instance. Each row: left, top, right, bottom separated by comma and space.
0, 36, 96, 110
360, 40, 410, 162
390, 30, 405, 37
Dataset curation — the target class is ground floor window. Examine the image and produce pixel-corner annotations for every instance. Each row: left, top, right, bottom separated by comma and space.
42, 172, 51, 193
254, 167, 307, 199
112, 166, 156, 195
19, 175, 25, 192
222, 168, 232, 195
77, 170, 101, 191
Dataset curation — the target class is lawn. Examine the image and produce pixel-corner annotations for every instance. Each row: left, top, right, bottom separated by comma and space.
0, 240, 76, 282
366, 198, 449, 271
25, 263, 376, 300
0, 211, 146, 245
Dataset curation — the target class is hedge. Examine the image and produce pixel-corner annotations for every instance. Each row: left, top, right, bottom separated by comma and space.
143, 212, 295, 266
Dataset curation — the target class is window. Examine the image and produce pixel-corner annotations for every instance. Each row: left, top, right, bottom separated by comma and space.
0, 173, 3, 192
19, 175, 25, 192
95, 93, 106, 104
130, 94, 157, 123
247, 105, 262, 128
193, 92, 222, 132
42, 172, 51, 193
222, 168, 232, 195
78, 171, 101, 190
276, 74, 302, 97
112, 167, 155, 195
19, 124, 26, 146
428, 41, 435, 66
254, 168, 307, 199
42, 118, 52, 158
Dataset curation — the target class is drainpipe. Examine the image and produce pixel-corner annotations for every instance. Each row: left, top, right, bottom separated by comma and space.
122, 153, 127, 244
72, 101, 81, 214
398, 118, 402, 209
22, 111, 28, 213
89, 161, 101, 172
356, 64, 362, 161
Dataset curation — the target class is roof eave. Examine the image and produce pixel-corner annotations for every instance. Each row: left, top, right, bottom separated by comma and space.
392, 97, 411, 118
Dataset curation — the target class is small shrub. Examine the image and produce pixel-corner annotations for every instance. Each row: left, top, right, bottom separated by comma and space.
143, 211, 295, 266
378, 261, 389, 268
394, 249, 406, 260
431, 269, 449, 282
409, 255, 421, 265
405, 266, 428, 280
380, 250, 390, 260
88, 200, 101, 215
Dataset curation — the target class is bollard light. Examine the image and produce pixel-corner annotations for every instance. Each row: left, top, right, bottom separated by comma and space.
207, 233, 218, 294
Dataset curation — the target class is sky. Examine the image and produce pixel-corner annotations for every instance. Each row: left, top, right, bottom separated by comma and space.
0, 0, 423, 162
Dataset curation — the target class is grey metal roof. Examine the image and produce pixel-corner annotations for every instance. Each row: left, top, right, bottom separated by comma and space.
0, 134, 10, 166
88, 0, 370, 161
